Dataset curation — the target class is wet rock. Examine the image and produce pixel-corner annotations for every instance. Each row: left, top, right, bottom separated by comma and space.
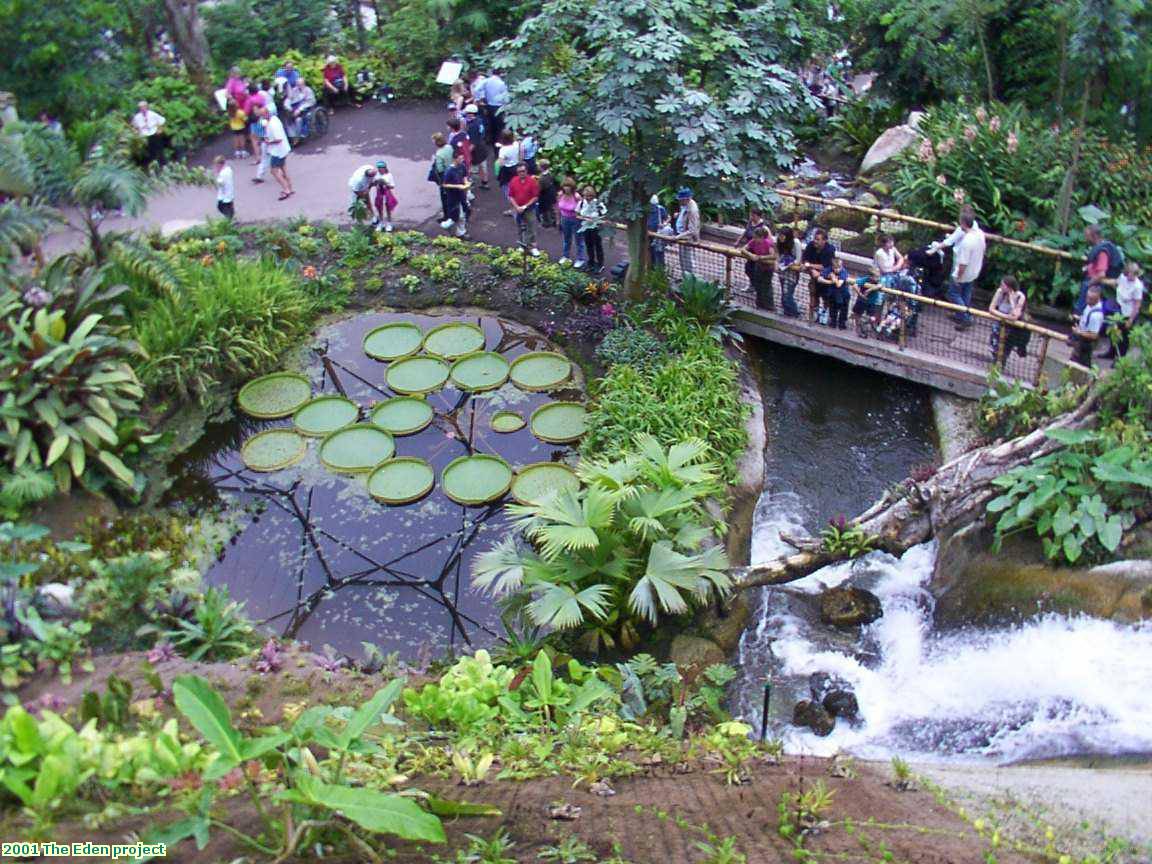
808, 672, 848, 702
792, 699, 836, 736
838, 231, 878, 258
823, 689, 860, 722
816, 202, 872, 233
819, 585, 884, 627
668, 634, 726, 673
795, 158, 826, 181
819, 180, 852, 199
854, 191, 881, 209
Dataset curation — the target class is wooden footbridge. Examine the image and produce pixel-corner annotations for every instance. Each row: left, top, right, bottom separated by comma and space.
661, 192, 1076, 400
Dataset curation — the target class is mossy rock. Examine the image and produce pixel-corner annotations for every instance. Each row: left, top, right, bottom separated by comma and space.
668, 634, 726, 674
816, 204, 872, 234
838, 231, 879, 258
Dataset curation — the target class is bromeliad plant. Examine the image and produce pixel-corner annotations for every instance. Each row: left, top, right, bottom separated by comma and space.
0, 273, 150, 494
473, 436, 731, 651
820, 516, 879, 559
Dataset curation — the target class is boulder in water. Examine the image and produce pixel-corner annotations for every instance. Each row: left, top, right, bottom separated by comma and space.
792, 699, 836, 736
816, 201, 871, 233
822, 689, 860, 722
854, 191, 881, 209
819, 585, 884, 627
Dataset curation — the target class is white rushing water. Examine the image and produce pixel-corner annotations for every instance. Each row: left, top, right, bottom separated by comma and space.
737, 490, 1152, 764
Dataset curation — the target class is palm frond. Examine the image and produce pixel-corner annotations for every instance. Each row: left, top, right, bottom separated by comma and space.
0, 200, 56, 253
527, 582, 611, 630
107, 237, 185, 297
472, 536, 530, 595
0, 134, 36, 196
624, 487, 698, 541
73, 161, 151, 216
530, 485, 619, 559
628, 541, 703, 625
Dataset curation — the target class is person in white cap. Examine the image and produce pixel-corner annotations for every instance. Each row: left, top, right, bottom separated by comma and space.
132, 100, 167, 165
322, 55, 354, 109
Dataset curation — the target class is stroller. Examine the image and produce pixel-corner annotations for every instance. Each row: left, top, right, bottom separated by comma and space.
875, 271, 923, 342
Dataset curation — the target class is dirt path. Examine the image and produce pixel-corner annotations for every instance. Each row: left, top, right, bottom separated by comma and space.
41, 100, 629, 269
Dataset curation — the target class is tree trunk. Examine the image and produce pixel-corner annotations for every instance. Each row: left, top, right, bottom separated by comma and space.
625, 216, 649, 300
733, 393, 1099, 591
350, 0, 367, 50
161, 0, 213, 97
1056, 79, 1092, 234
976, 24, 996, 103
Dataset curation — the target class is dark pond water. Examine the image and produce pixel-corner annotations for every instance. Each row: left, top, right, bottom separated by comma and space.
168, 310, 579, 661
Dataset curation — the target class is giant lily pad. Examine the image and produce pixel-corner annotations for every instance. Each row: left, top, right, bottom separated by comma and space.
441, 454, 513, 505
368, 457, 435, 505
450, 351, 510, 392
363, 321, 424, 361
422, 321, 485, 359
370, 396, 434, 435
241, 429, 306, 472
509, 352, 572, 392
238, 372, 311, 419
511, 462, 580, 505
490, 411, 525, 433
318, 424, 395, 473
293, 395, 359, 437
530, 401, 587, 443
386, 356, 450, 395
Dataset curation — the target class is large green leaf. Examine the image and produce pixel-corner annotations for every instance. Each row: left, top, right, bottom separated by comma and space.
337, 679, 405, 750
172, 675, 243, 767
293, 775, 445, 842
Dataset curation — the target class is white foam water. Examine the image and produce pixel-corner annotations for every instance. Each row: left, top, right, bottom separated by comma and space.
736, 491, 1152, 764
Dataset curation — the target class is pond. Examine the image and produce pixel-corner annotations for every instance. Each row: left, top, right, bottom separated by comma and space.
168, 310, 582, 662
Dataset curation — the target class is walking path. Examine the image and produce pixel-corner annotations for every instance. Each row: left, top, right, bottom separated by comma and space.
42, 101, 628, 269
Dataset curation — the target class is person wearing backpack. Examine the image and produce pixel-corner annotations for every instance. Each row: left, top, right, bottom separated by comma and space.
1075, 223, 1124, 314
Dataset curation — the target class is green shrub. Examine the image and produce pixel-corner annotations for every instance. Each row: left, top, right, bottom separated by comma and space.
582, 308, 748, 479
132, 257, 320, 402
828, 95, 906, 158
594, 325, 665, 369
205, 0, 336, 71
124, 75, 219, 152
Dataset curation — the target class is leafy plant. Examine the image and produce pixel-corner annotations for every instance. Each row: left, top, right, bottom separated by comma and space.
594, 325, 665, 370
890, 755, 914, 791
537, 836, 598, 863
988, 427, 1149, 564
157, 586, 256, 662
474, 437, 729, 646
820, 516, 879, 558
674, 274, 741, 341
0, 280, 150, 494
16, 606, 92, 683
828, 95, 906, 158
704, 721, 757, 785
978, 368, 1086, 440
777, 780, 835, 842
454, 829, 517, 864
123, 75, 219, 153
582, 304, 748, 480
132, 257, 320, 402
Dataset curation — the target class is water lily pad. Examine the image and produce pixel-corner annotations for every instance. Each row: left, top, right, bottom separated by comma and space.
370, 396, 434, 435
509, 352, 572, 391
450, 351, 510, 392
368, 457, 435, 505
530, 401, 587, 443
241, 429, 306, 472
490, 410, 525, 433
511, 462, 580, 505
386, 356, 450, 395
238, 372, 311, 419
441, 454, 513, 505
318, 424, 395, 473
293, 395, 360, 437
363, 321, 424, 361
422, 321, 485, 358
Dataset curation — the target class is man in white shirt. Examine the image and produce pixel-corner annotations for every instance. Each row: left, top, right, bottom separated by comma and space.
940, 209, 986, 329
1114, 261, 1144, 358
1070, 283, 1105, 367
213, 155, 235, 220
348, 164, 379, 224
132, 101, 167, 165
261, 106, 294, 200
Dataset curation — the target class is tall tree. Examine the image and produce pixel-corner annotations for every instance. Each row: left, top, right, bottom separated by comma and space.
1056, 0, 1139, 230
160, 0, 213, 96
493, 0, 814, 293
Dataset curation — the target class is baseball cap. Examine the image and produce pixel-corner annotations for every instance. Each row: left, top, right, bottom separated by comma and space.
463, 104, 479, 114
676, 187, 693, 200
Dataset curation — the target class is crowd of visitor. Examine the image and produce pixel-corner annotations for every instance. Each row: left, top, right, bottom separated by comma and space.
123, 56, 1146, 375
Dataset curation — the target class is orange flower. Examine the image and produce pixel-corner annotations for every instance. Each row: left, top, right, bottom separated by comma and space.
301, 265, 318, 280
200, 254, 215, 267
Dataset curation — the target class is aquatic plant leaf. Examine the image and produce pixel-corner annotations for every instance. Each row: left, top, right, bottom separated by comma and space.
422, 321, 485, 358
449, 351, 510, 392
363, 322, 424, 360
529, 402, 587, 443
508, 351, 572, 391
237, 372, 311, 419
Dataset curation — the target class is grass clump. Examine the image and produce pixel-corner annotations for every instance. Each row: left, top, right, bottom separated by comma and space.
132, 257, 320, 402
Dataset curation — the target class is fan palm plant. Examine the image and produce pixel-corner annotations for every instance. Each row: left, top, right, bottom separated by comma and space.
473, 435, 731, 650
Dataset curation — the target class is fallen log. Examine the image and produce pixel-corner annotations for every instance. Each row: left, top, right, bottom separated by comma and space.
733, 392, 1100, 591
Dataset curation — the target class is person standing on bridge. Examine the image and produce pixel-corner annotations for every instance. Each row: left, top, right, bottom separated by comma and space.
743, 224, 776, 311
939, 209, 985, 330
800, 226, 835, 323
673, 188, 700, 275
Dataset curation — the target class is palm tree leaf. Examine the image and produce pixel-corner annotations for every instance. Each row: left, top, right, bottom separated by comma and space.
627, 541, 700, 624
527, 582, 611, 630
73, 161, 151, 216
472, 536, 529, 595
